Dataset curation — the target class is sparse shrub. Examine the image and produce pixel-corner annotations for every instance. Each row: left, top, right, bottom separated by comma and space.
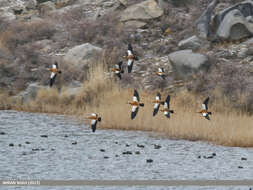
2, 20, 56, 51
188, 60, 253, 114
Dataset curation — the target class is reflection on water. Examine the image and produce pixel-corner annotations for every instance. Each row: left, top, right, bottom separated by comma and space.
0, 111, 252, 190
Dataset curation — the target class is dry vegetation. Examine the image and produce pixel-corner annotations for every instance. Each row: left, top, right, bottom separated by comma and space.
1, 57, 252, 148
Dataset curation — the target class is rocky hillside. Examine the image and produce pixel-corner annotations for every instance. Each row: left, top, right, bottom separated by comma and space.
1, 0, 253, 112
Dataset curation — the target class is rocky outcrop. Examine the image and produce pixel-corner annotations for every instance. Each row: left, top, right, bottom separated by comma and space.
0, 8, 16, 21
17, 83, 46, 104
196, 0, 218, 39
25, 0, 37, 10
213, 0, 253, 29
39, 1, 56, 15
168, 50, 210, 79
63, 43, 102, 69
178, 35, 201, 50
120, 0, 163, 26
216, 9, 253, 40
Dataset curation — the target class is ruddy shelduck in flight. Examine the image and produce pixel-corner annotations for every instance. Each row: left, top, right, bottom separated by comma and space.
160, 95, 174, 118
123, 44, 138, 73
127, 89, 144, 120
197, 97, 212, 120
49, 62, 62, 87
152, 92, 164, 116
112, 61, 124, 80
87, 113, 102, 132
156, 68, 166, 79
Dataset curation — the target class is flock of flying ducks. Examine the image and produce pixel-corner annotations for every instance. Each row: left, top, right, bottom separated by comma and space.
46, 44, 212, 132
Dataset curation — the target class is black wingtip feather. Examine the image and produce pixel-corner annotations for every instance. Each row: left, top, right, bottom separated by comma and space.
92, 125, 96, 132
128, 64, 133, 73
131, 112, 136, 120
128, 44, 133, 51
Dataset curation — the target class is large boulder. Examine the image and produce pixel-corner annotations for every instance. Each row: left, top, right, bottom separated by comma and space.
213, 0, 253, 29
216, 9, 253, 40
168, 50, 210, 79
120, 0, 163, 22
63, 43, 102, 69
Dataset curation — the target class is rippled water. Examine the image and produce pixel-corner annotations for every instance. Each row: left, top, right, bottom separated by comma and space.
0, 111, 252, 190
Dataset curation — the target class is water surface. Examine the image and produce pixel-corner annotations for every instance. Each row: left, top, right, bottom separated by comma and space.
0, 111, 252, 190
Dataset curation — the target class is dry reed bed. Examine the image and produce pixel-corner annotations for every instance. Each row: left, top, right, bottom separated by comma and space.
1, 63, 253, 147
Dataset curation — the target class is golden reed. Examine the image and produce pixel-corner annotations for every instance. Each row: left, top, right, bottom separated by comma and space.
2, 62, 253, 147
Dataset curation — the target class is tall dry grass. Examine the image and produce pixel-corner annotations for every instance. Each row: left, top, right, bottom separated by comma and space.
1, 59, 253, 147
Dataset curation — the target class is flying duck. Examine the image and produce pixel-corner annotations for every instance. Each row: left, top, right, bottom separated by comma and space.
123, 44, 138, 73
87, 113, 102, 132
49, 62, 62, 87
156, 67, 166, 79
160, 95, 174, 118
112, 61, 124, 79
152, 92, 163, 116
198, 97, 212, 120
127, 89, 144, 120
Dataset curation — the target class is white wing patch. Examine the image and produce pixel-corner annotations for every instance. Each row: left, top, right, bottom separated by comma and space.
154, 103, 159, 109
158, 68, 163, 72
164, 102, 168, 109
91, 113, 96, 117
128, 59, 133, 66
133, 96, 138, 102
164, 111, 169, 116
155, 95, 160, 100
50, 72, 56, 79
132, 105, 138, 112
202, 103, 207, 110
128, 50, 133, 56
91, 119, 97, 125
202, 112, 207, 117
52, 64, 57, 69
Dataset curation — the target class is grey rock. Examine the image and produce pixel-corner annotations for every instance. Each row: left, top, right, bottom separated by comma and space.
196, 0, 218, 39
238, 46, 249, 58
63, 43, 102, 69
120, 0, 163, 22
178, 35, 201, 50
246, 15, 253, 23
25, 0, 37, 10
18, 83, 45, 104
213, 0, 253, 29
124, 20, 147, 28
168, 50, 210, 79
12, 5, 25, 15
216, 9, 253, 40
39, 1, 56, 15
118, 0, 127, 7
0, 9, 16, 21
